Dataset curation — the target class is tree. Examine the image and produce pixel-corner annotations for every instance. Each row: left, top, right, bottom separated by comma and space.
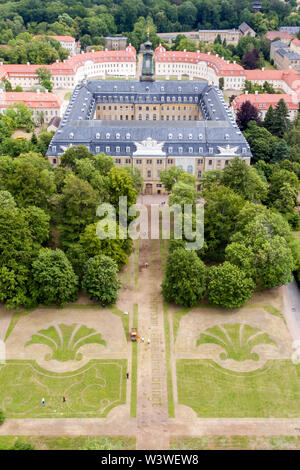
32, 248, 78, 306
272, 98, 291, 137
82, 255, 121, 305
79, 222, 131, 268
207, 262, 255, 308
36, 67, 52, 91
221, 156, 267, 202
231, 220, 294, 289
243, 121, 280, 163
236, 101, 261, 131
5, 155, 56, 210
60, 145, 93, 170
0, 207, 36, 308
203, 185, 245, 260
22, 206, 50, 245
200, 170, 222, 192
169, 180, 196, 206
162, 248, 206, 307
123, 166, 143, 193
159, 167, 185, 192
268, 169, 299, 212
6, 103, 34, 131
106, 167, 137, 209
270, 139, 290, 164
0, 190, 16, 210
93, 153, 115, 175
59, 174, 100, 246
263, 105, 275, 133
176, 37, 197, 51
242, 49, 260, 69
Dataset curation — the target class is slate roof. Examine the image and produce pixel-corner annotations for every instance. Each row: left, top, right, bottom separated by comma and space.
47, 80, 251, 159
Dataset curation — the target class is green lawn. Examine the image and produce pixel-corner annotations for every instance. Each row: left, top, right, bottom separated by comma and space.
0, 359, 127, 418
170, 435, 300, 450
177, 359, 300, 418
0, 435, 136, 450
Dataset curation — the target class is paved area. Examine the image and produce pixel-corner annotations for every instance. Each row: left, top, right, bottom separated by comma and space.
282, 281, 300, 341
286, 279, 300, 333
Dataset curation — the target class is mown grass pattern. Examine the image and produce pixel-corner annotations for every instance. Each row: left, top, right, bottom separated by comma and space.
0, 359, 126, 418
197, 323, 277, 362
177, 359, 300, 418
25, 323, 106, 361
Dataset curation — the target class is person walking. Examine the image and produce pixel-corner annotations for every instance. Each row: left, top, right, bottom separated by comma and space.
126, 372, 129, 379
42, 397, 45, 407
63, 396, 66, 403
147, 338, 151, 345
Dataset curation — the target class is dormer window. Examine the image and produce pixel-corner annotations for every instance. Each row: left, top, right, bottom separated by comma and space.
106, 133, 110, 139
178, 133, 183, 140
69, 132, 74, 139
225, 134, 229, 141
198, 134, 203, 140
188, 133, 193, 140
126, 133, 131, 140
168, 133, 173, 140
96, 133, 100, 139
116, 133, 120, 140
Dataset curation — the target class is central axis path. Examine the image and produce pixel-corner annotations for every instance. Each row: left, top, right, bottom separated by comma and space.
135, 206, 170, 450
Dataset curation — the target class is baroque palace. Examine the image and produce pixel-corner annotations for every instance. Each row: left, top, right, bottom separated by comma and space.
47, 39, 251, 194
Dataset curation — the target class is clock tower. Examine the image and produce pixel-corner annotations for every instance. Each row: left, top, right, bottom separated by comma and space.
140, 34, 155, 82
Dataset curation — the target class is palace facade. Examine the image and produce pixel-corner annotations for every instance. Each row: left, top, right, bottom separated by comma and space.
47, 43, 252, 194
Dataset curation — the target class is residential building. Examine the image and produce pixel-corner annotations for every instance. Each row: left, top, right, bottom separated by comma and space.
105, 37, 127, 51
232, 92, 299, 120
0, 45, 137, 90
0, 90, 63, 123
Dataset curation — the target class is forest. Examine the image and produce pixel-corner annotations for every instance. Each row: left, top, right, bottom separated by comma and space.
0, 0, 299, 53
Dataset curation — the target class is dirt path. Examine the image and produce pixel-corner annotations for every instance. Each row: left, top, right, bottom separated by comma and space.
134, 206, 169, 450
0, 415, 136, 437
169, 417, 300, 437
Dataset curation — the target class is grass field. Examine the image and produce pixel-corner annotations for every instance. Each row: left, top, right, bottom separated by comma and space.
0, 359, 127, 418
170, 435, 300, 450
177, 359, 300, 418
0, 435, 136, 450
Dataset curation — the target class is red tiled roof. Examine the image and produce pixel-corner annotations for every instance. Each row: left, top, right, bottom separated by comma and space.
0, 91, 63, 108
50, 36, 76, 43
0, 46, 136, 79
244, 68, 300, 91
154, 47, 244, 77
291, 38, 300, 47
265, 31, 295, 41
233, 93, 298, 111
